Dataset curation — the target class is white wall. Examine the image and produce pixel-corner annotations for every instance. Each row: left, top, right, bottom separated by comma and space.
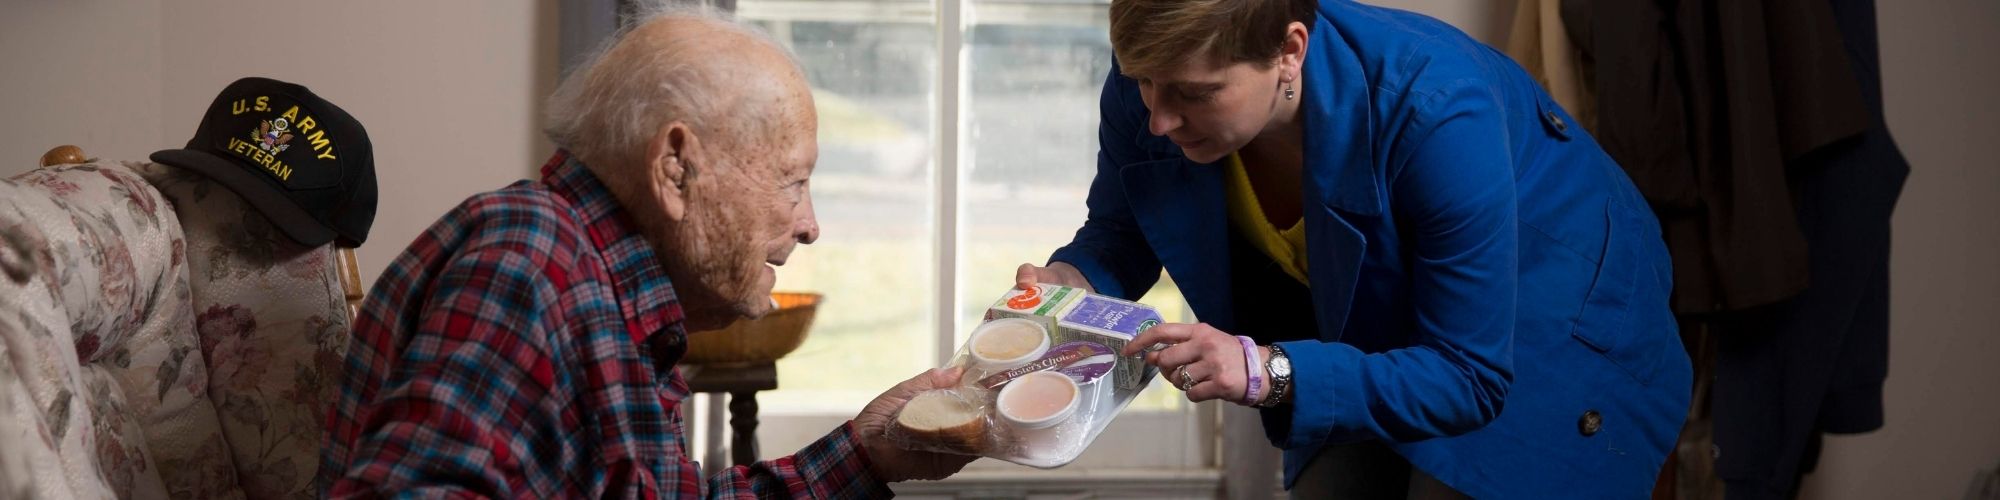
1799, 0, 2000, 498
0, 0, 166, 168
159, 1, 560, 288
2, 0, 557, 290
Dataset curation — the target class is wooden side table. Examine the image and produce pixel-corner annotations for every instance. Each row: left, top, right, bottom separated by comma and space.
680, 362, 778, 471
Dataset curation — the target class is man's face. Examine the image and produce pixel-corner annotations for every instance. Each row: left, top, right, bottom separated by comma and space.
658, 101, 821, 328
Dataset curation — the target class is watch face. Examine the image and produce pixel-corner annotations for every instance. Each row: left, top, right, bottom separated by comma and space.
1271, 356, 1292, 377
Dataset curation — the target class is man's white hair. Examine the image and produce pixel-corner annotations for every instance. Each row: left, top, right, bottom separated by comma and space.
542, 3, 801, 167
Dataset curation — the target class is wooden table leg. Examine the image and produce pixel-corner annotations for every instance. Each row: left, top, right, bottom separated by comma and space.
682, 363, 777, 470
729, 391, 760, 467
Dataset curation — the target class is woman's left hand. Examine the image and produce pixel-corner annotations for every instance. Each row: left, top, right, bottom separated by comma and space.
1125, 322, 1270, 406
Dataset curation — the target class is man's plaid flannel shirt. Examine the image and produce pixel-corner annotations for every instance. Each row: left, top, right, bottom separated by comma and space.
320, 152, 891, 498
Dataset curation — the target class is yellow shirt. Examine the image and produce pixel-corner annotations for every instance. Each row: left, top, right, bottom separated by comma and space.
1223, 153, 1310, 285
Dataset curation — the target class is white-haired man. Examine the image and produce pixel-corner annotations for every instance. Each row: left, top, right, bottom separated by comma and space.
320, 10, 972, 498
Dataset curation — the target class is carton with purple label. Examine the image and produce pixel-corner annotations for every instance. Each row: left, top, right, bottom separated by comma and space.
1055, 294, 1162, 390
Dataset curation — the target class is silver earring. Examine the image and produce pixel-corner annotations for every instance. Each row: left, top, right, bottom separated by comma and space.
1284, 83, 1296, 101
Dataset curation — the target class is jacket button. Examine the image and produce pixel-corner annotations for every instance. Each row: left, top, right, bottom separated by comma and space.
1546, 110, 1568, 133
1578, 410, 1602, 436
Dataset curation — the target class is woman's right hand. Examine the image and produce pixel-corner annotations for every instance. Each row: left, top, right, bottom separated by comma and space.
1014, 262, 1094, 293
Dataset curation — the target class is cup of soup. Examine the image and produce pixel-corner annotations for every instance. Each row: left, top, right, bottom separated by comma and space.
968, 318, 1051, 374
996, 370, 1081, 430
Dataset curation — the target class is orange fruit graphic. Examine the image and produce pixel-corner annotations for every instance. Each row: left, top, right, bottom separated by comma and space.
1006, 286, 1043, 309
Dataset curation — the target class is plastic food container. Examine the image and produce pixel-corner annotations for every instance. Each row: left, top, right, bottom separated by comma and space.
886, 284, 1163, 468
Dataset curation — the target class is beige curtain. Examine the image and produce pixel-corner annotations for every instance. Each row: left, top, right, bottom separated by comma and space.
1505, 0, 1596, 132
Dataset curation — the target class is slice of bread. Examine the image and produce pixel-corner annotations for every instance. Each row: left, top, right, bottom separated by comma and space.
895, 390, 988, 454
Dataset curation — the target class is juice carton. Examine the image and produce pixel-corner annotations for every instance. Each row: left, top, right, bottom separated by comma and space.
1055, 294, 1163, 390
983, 283, 1084, 341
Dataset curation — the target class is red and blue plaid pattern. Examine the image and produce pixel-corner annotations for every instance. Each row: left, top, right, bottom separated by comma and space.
320, 152, 890, 498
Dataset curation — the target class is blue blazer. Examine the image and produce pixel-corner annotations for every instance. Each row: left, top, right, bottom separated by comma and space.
1048, 2, 1692, 497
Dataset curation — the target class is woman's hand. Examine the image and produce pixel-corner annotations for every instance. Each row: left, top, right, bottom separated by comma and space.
1125, 323, 1272, 406
1014, 262, 1094, 293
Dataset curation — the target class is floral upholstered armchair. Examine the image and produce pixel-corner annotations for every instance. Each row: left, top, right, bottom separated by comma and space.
0, 146, 365, 499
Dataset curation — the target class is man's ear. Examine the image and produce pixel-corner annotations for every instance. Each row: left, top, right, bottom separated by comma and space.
646, 121, 702, 221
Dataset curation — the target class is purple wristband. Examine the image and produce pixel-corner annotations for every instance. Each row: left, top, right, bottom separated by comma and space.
1237, 335, 1262, 404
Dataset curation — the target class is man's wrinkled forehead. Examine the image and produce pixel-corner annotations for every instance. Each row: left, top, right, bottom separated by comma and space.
732, 52, 818, 162
727, 73, 816, 161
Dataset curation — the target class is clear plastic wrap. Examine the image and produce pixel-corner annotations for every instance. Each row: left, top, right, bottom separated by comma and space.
885, 284, 1162, 468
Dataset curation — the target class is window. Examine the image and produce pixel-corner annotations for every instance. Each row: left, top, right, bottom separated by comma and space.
744, 0, 942, 413
737, 0, 1215, 476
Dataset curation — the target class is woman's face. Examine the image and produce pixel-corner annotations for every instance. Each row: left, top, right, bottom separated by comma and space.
1134, 57, 1287, 164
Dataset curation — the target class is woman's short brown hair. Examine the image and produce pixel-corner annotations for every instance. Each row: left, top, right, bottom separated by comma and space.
1109, 0, 1317, 78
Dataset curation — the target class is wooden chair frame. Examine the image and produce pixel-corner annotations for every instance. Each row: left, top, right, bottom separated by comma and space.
39, 145, 365, 319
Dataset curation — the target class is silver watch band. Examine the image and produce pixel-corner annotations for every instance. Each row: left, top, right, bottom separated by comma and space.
1257, 345, 1292, 408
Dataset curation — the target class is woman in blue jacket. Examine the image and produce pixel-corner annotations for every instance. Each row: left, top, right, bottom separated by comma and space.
1013, 0, 1691, 497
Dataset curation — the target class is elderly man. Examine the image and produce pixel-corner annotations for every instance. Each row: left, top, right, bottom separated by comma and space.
319, 9, 971, 498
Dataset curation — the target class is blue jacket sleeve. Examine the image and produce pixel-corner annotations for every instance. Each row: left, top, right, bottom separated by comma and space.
1048, 65, 1163, 300
1275, 78, 1519, 448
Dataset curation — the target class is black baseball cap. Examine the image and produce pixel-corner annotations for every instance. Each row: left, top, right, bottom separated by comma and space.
152, 77, 377, 248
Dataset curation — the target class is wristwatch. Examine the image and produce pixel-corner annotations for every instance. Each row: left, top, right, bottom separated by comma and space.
1256, 344, 1294, 408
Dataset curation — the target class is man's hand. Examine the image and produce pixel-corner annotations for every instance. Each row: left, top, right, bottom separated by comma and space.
853, 367, 979, 482
1013, 262, 1094, 292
